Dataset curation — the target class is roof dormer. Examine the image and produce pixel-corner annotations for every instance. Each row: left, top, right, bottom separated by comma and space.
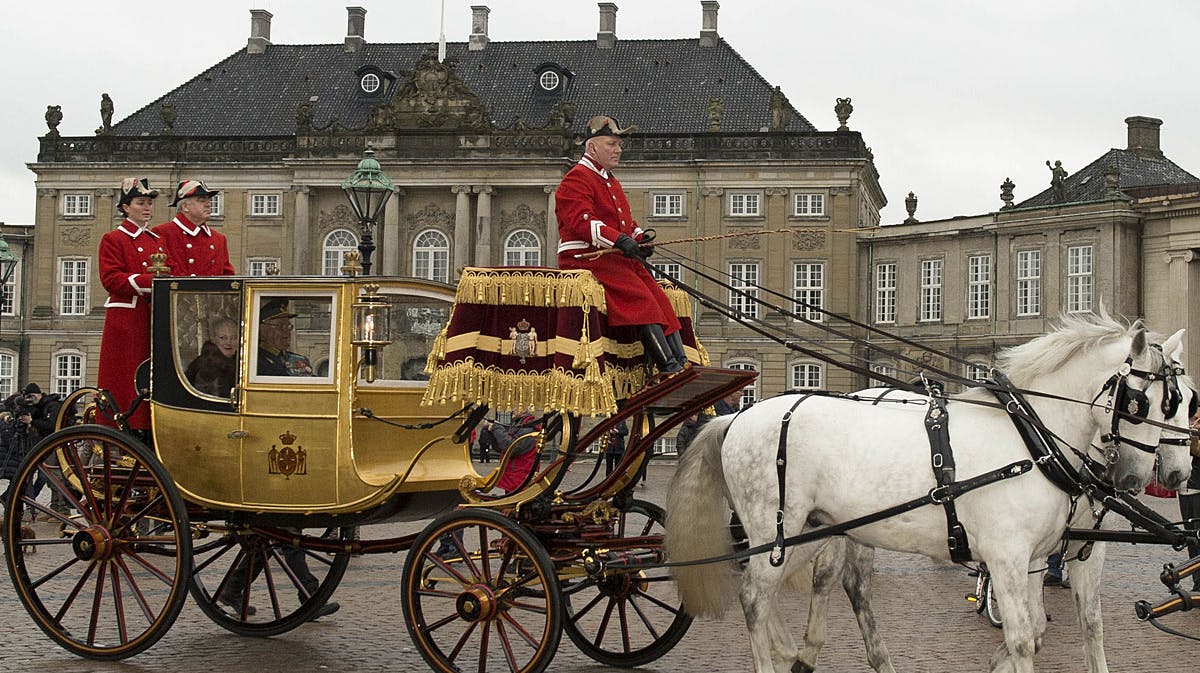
354, 65, 394, 98
532, 62, 572, 99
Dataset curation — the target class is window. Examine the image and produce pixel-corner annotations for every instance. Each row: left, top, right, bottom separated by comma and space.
248, 257, 280, 277
538, 70, 560, 91
1016, 250, 1041, 316
52, 350, 84, 396
63, 193, 93, 216
250, 194, 281, 217
0, 352, 15, 396
793, 192, 826, 217
967, 254, 991, 320
875, 262, 896, 324
870, 362, 895, 387
966, 363, 990, 383
651, 261, 682, 282
209, 192, 223, 217
1067, 245, 1093, 313
728, 262, 760, 320
652, 193, 684, 217
792, 262, 824, 322
59, 257, 88, 316
920, 259, 942, 322
728, 192, 761, 217
791, 363, 822, 390
728, 361, 757, 407
654, 436, 677, 456
322, 229, 358, 276
1, 263, 18, 317
504, 229, 541, 266
361, 72, 381, 93
414, 229, 450, 283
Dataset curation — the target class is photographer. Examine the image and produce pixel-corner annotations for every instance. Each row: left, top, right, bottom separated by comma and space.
14, 383, 69, 516
22, 383, 62, 438
1, 397, 38, 517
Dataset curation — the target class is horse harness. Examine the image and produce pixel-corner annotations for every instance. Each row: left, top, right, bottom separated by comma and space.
763, 356, 1182, 567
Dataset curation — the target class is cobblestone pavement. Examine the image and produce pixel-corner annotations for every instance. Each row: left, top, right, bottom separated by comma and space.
3, 461, 1199, 673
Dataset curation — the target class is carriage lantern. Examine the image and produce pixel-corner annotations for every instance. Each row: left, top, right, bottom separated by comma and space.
340, 149, 394, 276
352, 283, 392, 382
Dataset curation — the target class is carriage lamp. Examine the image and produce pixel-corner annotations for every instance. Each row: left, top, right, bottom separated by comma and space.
341, 149, 394, 276
352, 283, 392, 382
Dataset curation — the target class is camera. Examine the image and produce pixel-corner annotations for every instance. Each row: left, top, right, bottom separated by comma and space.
5, 393, 37, 418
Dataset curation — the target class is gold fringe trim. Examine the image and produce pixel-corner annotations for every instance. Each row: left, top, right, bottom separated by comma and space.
661, 282, 693, 319
696, 341, 712, 366
455, 267, 608, 313
424, 324, 449, 376
422, 358, 628, 416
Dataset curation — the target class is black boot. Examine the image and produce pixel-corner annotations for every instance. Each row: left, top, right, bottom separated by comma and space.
665, 330, 688, 369
640, 324, 682, 374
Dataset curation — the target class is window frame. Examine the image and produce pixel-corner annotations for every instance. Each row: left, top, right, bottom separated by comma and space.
413, 229, 451, 283
919, 258, 943, 322
58, 256, 89, 316
727, 191, 762, 218
651, 192, 685, 218
1016, 249, 1042, 317
792, 261, 825, 323
247, 257, 281, 277
792, 191, 827, 217
728, 261, 760, 320
790, 362, 823, 390
650, 261, 682, 282
727, 360, 758, 407
1066, 244, 1093, 313
503, 229, 542, 267
967, 254, 991, 320
249, 193, 282, 218
208, 192, 224, 218
62, 193, 94, 217
1, 260, 19, 317
322, 229, 359, 277
52, 349, 85, 396
248, 291, 338, 386
0, 350, 16, 397
875, 262, 897, 324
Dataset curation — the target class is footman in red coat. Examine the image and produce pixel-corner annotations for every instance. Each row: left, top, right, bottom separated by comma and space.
152, 180, 235, 277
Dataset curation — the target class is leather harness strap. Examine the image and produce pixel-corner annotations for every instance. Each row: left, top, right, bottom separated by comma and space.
924, 394, 973, 563
770, 395, 811, 567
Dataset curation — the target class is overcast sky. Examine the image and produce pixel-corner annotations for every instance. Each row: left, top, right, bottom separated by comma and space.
2, 0, 1197, 226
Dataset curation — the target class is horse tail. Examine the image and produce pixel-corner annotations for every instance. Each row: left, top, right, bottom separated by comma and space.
665, 414, 738, 617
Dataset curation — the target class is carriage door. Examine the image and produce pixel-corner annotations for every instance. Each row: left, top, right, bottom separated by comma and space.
238, 289, 342, 510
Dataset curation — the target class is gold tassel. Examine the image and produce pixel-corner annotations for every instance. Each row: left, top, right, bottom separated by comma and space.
424, 325, 449, 376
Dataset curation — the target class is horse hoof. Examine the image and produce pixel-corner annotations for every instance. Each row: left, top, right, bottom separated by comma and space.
791, 661, 815, 673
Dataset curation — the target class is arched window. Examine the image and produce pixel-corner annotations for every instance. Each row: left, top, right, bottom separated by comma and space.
504, 229, 542, 267
322, 229, 359, 276
413, 229, 450, 282
52, 349, 85, 396
0, 350, 16, 396
727, 360, 758, 408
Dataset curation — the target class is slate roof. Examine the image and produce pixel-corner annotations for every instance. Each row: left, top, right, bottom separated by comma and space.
1016, 148, 1198, 208
114, 39, 815, 138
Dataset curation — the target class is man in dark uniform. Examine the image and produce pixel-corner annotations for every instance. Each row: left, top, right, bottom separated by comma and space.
257, 299, 314, 377
556, 115, 687, 374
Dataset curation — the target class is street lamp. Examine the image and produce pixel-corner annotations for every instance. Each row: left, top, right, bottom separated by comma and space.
340, 149, 394, 276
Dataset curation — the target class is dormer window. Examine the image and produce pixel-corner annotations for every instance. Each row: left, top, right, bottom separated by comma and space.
360, 73, 381, 94
354, 65, 393, 99
532, 62, 571, 99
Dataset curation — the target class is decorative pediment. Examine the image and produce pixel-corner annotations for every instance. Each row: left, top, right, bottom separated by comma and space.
497, 204, 546, 229
319, 204, 356, 231
369, 48, 490, 132
405, 203, 453, 229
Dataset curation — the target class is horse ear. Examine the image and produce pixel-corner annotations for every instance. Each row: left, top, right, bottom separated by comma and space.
1130, 328, 1148, 356
1163, 328, 1186, 362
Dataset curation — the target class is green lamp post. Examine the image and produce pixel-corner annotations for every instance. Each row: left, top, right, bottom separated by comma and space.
340, 149, 395, 276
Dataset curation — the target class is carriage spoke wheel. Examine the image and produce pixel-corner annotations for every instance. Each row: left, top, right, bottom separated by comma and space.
2, 425, 191, 660
188, 524, 352, 637
561, 499, 692, 666
402, 509, 562, 673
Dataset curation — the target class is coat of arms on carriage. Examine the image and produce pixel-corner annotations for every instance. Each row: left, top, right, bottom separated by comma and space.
268, 431, 308, 479
509, 318, 538, 364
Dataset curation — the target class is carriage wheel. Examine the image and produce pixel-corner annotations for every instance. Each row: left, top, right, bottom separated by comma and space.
561, 499, 692, 666
402, 509, 563, 673
188, 524, 352, 637
2, 425, 192, 660
982, 575, 1002, 628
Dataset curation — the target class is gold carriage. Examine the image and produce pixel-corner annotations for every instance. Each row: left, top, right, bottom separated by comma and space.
3, 269, 754, 672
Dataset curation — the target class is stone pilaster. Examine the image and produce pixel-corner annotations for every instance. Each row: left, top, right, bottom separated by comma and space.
474, 185, 494, 267
544, 185, 557, 267
381, 187, 404, 275
452, 185, 471, 272
291, 185, 310, 274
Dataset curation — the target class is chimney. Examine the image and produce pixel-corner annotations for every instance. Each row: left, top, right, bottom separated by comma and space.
247, 9, 272, 54
469, 6, 491, 51
597, 3, 617, 49
699, 1, 719, 48
345, 6, 366, 53
1125, 116, 1163, 158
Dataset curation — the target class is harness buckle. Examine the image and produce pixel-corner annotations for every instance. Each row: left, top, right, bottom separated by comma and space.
776, 510, 785, 525
929, 485, 951, 504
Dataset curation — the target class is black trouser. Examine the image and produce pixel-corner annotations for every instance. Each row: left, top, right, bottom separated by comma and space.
1180, 491, 1200, 588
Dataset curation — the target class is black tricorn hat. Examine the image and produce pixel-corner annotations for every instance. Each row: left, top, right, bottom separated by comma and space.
259, 298, 298, 323
583, 115, 636, 141
117, 177, 158, 211
171, 179, 220, 206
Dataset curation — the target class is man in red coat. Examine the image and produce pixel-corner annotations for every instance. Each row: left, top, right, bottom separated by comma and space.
556, 115, 686, 373
97, 178, 166, 432
152, 180, 235, 277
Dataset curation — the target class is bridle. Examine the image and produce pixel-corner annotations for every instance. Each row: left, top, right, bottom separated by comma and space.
1092, 354, 1175, 458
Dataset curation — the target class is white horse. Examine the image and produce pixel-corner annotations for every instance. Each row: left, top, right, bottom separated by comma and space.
666, 314, 1180, 673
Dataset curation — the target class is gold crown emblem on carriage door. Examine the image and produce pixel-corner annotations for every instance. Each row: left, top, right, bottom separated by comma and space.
509, 318, 538, 364
268, 430, 308, 479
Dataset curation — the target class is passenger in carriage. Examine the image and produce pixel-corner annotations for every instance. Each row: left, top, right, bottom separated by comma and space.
556, 115, 688, 375
96, 178, 165, 436
184, 318, 238, 396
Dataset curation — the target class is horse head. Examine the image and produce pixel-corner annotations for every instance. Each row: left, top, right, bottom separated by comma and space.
1151, 329, 1194, 491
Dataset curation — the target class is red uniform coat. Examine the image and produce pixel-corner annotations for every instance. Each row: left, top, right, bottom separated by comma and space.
151, 214, 235, 277
556, 155, 680, 332
96, 221, 166, 429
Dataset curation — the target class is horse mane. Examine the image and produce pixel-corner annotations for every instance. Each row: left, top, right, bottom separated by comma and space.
993, 310, 1163, 389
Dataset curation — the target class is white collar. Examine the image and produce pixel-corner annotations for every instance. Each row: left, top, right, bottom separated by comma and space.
118, 219, 158, 239
172, 216, 211, 237
579, 154, 610, 179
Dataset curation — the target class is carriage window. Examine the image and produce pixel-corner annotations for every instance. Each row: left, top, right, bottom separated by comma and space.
361, 290, 453, 385
251, 294, 336, 383
174, 291, 243, 398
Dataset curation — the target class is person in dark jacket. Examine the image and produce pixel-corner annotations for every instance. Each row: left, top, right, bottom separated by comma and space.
605, 421, 628, 475
1180, 415, 1200, 591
